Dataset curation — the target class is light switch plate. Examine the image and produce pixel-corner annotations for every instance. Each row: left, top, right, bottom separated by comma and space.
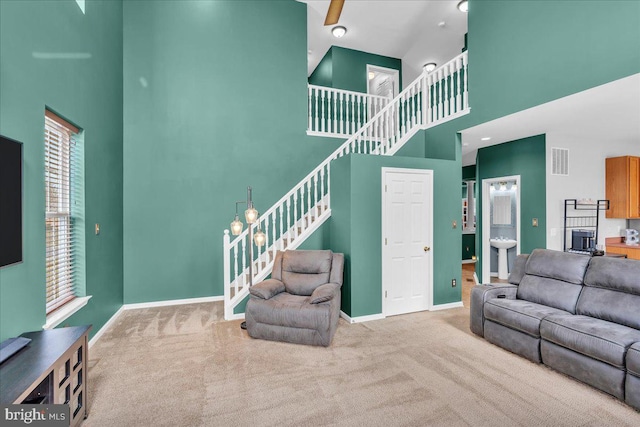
95, 223, 100, 235
532, 218, 538, 227
452, 220, 457, 229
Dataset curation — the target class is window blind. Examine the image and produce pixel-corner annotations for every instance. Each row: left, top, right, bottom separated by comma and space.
45, 111, 80, 315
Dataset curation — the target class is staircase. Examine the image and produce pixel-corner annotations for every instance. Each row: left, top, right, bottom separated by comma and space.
223, 51, 469, 320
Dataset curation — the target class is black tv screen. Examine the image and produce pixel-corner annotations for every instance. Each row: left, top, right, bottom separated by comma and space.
0, 135, 23, 267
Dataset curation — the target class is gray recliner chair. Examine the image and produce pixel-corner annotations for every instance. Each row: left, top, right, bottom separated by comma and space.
245, 249, 344, 347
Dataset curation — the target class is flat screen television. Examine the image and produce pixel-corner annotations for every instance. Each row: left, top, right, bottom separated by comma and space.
0, 134, 23, 267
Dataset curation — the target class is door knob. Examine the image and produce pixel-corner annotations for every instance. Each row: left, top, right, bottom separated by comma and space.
424, 246, 430, 252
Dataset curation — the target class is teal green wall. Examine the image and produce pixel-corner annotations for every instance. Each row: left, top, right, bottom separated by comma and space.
308, 49, 333, 87
309, 46, 402, 92
122, 0, 342, 303
468, 0, 640, 125
0, 0, 124, 341
462, 165, 475, 181
476, 135, 547, 280
462, 234, 475, 260
331, 154, 462, 317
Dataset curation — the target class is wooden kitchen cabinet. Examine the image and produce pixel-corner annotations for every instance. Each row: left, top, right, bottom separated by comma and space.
605, 156, 640, 218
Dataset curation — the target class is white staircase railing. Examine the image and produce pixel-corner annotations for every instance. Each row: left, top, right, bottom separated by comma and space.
307, 85, 391, 138
223, 51, 468, 320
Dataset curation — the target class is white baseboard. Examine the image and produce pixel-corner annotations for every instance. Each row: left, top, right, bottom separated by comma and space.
430, 301, 464, 311
473, 272, 480, 286
122, 295, 223, 311
340, 311, 385, 324
490, 272, 499, 277
89, 306, 124, 348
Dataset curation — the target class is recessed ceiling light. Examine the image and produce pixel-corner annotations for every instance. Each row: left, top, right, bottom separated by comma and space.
457, 0, 468, 13
368, 71, 375, 80
462, 142, 469, 147
423, 63, 437, 73
438, 21, 446, 27
481, 137, 491, 141
332, 26, 347, 38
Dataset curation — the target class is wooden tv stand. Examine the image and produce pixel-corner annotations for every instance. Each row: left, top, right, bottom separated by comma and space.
0, 325, 91, 427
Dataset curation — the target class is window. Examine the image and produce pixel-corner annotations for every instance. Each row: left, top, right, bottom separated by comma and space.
44, 110, 84, 315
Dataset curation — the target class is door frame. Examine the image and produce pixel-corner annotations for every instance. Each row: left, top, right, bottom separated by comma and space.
481, 175, 521, 284
381, 167, 434, 316
366, 64, 400, 98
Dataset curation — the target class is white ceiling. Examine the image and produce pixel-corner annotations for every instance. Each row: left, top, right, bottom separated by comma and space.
301, 0, 468, 82
460, 73, 640, 166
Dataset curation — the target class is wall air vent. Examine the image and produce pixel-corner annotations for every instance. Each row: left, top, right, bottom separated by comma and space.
551, 147, 569, 176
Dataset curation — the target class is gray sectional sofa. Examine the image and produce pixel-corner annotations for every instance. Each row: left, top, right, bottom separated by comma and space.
471, 248, 640, 410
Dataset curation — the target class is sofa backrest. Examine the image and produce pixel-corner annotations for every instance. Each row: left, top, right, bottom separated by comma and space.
508, 254, 529, 285
279, 250, 334, 296
516, 249, 590, 313
577, 256, 640, 329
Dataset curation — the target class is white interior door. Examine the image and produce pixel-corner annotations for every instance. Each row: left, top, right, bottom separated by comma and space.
382, 168, 433, 316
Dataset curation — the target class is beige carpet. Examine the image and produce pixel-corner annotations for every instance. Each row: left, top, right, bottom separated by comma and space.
84, 302, 640, 427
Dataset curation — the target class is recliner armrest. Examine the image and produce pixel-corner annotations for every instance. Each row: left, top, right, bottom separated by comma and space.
310, 282, 341, 304
250, 279, 285, 300
470, 284, 518, 337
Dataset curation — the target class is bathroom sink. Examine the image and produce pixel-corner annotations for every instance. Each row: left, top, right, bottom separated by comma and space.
490, 238, 517, 250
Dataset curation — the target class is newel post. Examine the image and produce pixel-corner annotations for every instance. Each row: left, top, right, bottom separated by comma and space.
223, 229, 230, 302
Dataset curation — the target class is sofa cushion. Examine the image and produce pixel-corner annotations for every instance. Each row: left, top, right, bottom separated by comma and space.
576, 257, 640, 329
484, 299, 570, 338
628, 342, 640, 377
540, 314, 640, 369
516, 250, 589, 313
281, 250, 332, 295
247, 292, 332, 330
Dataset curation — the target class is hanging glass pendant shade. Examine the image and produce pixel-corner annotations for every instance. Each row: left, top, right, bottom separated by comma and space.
230, 214, 243, 235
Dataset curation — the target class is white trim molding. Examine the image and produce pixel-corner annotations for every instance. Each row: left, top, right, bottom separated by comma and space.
122, 295, 223, 311
340, 311, 386, 324
89, 306, 125, 348
430, 301, 464, 311
43, 296, 92, 330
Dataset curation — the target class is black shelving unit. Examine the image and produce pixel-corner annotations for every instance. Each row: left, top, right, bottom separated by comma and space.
563, 199, 610, 253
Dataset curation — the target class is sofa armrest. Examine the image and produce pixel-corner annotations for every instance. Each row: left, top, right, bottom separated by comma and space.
470, 284, 518, 337
310, 283, 340, 304
250, 279, 285, 300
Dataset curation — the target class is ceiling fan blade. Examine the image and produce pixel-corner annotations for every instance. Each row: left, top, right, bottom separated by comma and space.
324, 0, 345, 26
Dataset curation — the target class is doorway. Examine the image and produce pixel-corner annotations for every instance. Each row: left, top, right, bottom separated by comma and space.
382, 168, 433, 316
367, 65, 399, 120
367, 65, 399, 98
481, 175, 521, 284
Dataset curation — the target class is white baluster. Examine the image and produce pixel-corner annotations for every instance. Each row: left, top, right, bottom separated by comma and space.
337, 92, 343, 135
256, 223, 262, 275
224, 230, 231, 299
308, 86, 312, 132
279, 205, 284, 250
271, 212, 276, 260
286, 198, 291, 246
448, 63, 454, 117
233, 242, 238, 296
320, 167, 326, 212
456, 58, 462, 112
438, 69, 444, 120
463, 53, 469, 110
293, 191, 298, 239
314, 172, 319, 215
349, 93, 354, 134
306, 179, 311, 227
385, 109, 391, 152
320, 89, 325, 133
241, 237, 247, 289
313, 87, 319, 132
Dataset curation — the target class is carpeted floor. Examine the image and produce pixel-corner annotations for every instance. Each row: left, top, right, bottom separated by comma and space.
84, 302, 640, 427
